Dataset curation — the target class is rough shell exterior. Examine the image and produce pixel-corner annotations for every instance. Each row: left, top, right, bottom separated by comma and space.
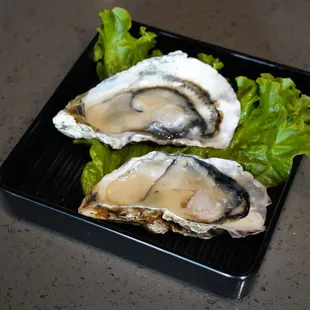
53, 51, 241, 150
78, 152, 271, 239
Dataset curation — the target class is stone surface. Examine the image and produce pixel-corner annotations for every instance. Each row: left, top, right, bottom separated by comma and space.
0, 1, 310, 309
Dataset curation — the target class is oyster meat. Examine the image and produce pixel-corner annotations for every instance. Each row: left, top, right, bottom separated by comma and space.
79, 151, 271, 239
53, 51, 240, 149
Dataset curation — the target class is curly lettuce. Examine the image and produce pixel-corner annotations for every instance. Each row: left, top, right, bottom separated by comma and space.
197, 53, 224, 71
208, 74, 310, 187
92, 7, 224, 80
92, 7, 160, 80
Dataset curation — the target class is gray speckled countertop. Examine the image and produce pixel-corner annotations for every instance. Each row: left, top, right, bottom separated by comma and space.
1, 1, 310, 309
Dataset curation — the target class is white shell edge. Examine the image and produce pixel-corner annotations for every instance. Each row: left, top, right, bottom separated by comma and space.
82, 151, 271, 239
53, 51, 241, 149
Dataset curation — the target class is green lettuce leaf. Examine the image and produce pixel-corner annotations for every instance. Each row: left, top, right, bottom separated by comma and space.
73, 139, 106, 195
77, 73, 310, 194
197, 53, 224, 71
150, 49, 163, 57
201, 74, 310, 187
92, 8, 226, 80
235, 76, 260, 125
92, 7, 159, 79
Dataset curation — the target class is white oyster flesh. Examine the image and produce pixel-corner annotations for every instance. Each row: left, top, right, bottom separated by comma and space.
53, 51, 241, 149
78, 151, 271, 239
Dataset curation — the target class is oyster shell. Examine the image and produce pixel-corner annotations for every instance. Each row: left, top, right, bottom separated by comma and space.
53, 51, 240, 149
78, 151, 271, 239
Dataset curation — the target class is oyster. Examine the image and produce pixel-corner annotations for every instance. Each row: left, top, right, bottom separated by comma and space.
78, 152, 271, 239
53, 51, 240, 149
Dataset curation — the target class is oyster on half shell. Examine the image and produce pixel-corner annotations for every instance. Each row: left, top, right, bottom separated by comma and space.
79, 152, 271, 239
53, 51, 240, 149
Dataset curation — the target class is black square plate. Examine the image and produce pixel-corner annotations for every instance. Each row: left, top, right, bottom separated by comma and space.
0, 22, 309, 299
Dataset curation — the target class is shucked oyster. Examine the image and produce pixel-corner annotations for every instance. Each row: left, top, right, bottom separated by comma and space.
53, 51, 240, 149
79, 152, 271, 239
